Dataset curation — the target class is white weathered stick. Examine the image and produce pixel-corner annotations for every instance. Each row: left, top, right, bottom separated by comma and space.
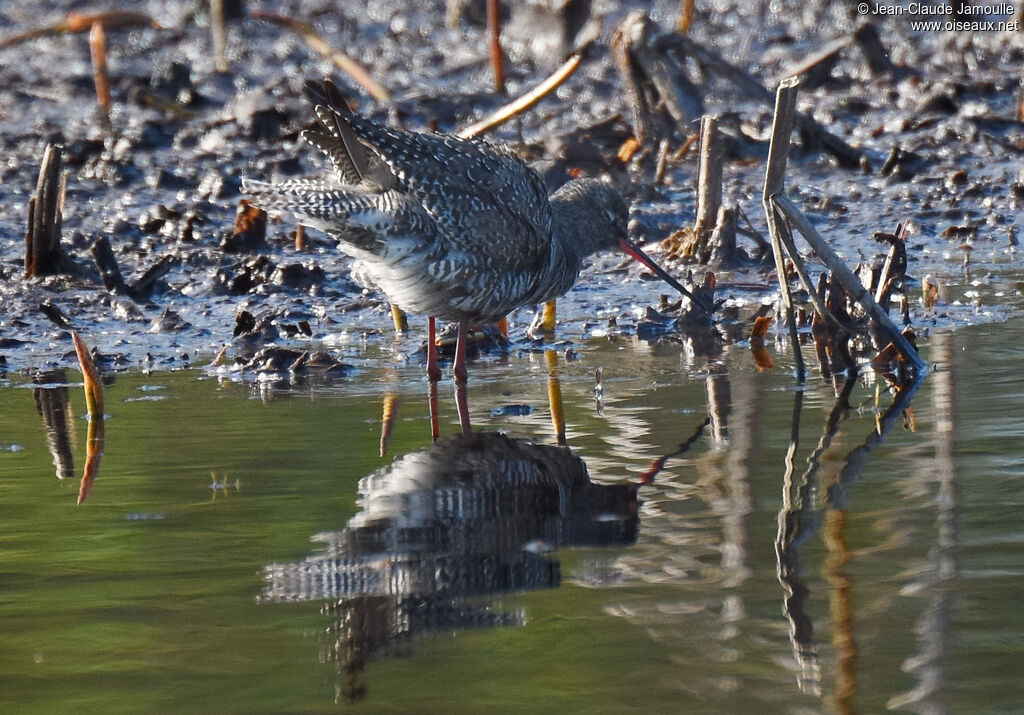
695, 114, 723, 242
773, 193, 926, 371
762, 77, 805, 379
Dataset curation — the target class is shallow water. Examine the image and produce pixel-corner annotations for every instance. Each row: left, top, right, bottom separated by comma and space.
2, 318, 1022, 713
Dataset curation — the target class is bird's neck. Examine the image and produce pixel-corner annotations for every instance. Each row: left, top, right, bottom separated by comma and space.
528, 204, 585, 305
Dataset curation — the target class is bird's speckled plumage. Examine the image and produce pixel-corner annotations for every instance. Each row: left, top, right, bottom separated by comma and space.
242, 80, 630, 325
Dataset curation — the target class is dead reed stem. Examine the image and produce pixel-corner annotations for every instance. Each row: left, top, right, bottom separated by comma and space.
762, 77, 806, 381
487, 0, 504, 94
211, 0, 228, 72
89, 22, 111, 116
458, 52, 582, 138
71, 331, 105, 505
695, 115, 723, 242
763, 78, 926, 374
25, 144, 64, 277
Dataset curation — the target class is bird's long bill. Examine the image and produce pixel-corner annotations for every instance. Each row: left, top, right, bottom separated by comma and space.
618, 237, 711, 314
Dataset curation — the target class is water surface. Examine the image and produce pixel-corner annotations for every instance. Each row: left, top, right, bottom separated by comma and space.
2, 321, 1022, 713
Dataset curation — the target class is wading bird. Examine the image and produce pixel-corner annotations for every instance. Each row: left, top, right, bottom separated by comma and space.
243, 79, 708, 382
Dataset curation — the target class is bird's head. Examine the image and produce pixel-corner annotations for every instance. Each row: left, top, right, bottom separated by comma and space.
550, 176, 713, 315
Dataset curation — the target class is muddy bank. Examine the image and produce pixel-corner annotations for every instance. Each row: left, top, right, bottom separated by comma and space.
1, 1, 1021, 375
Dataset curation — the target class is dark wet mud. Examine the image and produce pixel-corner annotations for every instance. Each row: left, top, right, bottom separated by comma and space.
1, 1, 1022, 375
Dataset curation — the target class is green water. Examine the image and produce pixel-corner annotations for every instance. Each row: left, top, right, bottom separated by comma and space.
2, 323, 1022, 713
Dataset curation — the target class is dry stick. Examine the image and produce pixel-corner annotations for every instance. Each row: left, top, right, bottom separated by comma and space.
653, 137, 670, 185
445, 0, 464, 28
762, 77, 806, 381
72, 331, 105, 505
0, 10, 158, 51
25, 144, 64, 277
772, 208, 844, 331
251, 13, 390, 103
678, 0, 694, 33
487, 0, 504, 94
90, 236, 128, 293
694, 115, 723, 244
457, 52, 582, 138
772, 36, 849, 88
772, 193, 926, 371
708, 204, 738, 264
66, 10, 159, 32
211, 0, 228, 73
89, 22, 110, 116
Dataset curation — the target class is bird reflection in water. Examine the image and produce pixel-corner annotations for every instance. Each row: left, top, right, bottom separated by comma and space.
260, 431, 640, 701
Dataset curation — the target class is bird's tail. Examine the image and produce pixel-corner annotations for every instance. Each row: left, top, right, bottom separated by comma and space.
241, 177, 391, 250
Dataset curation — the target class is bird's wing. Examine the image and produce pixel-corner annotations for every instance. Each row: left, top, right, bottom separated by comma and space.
300, 79, 369, 186
337, 113, 552, 268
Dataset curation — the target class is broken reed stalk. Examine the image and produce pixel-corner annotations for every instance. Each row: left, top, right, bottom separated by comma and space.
763, 78, 927, 374
90, 236, 128, 293
678, 0, 694, 33
71, 331, 104, 419
0, 10, 159, 51
653, 137, 670, 185
773, 193, 925, 371
25, 144, 64, 277
771, 207, 839, 328
211, 0, 228, 72
445, 0, 463, 28
487, 0, 504, 94
251, 12, 390, 103
762, 77, 806, 381
89, 22, 111, 116
457, 52, 582, 138
694, 115, 723, 243
66, 10, 159, 33
71, 331, 105, 505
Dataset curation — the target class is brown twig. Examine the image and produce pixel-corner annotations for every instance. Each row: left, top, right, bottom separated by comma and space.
678, 0, 694, 33
66, 11, 159, 33
89, 22, 111, 116
0, 10, 159, 51
251, 12, 390, 103
457, 52, 582, 138
71, 331, 105, 505
487, 0, 504, 94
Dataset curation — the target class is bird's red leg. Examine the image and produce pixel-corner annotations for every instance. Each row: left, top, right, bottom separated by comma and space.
426, 316, 442, 382
455, 380, 472, 435
453, 319, 469, 384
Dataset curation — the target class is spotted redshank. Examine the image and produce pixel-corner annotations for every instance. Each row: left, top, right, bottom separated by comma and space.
243, 79, 708, 382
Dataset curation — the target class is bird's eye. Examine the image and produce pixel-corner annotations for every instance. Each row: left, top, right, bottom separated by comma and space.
602, 208, 618, 223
